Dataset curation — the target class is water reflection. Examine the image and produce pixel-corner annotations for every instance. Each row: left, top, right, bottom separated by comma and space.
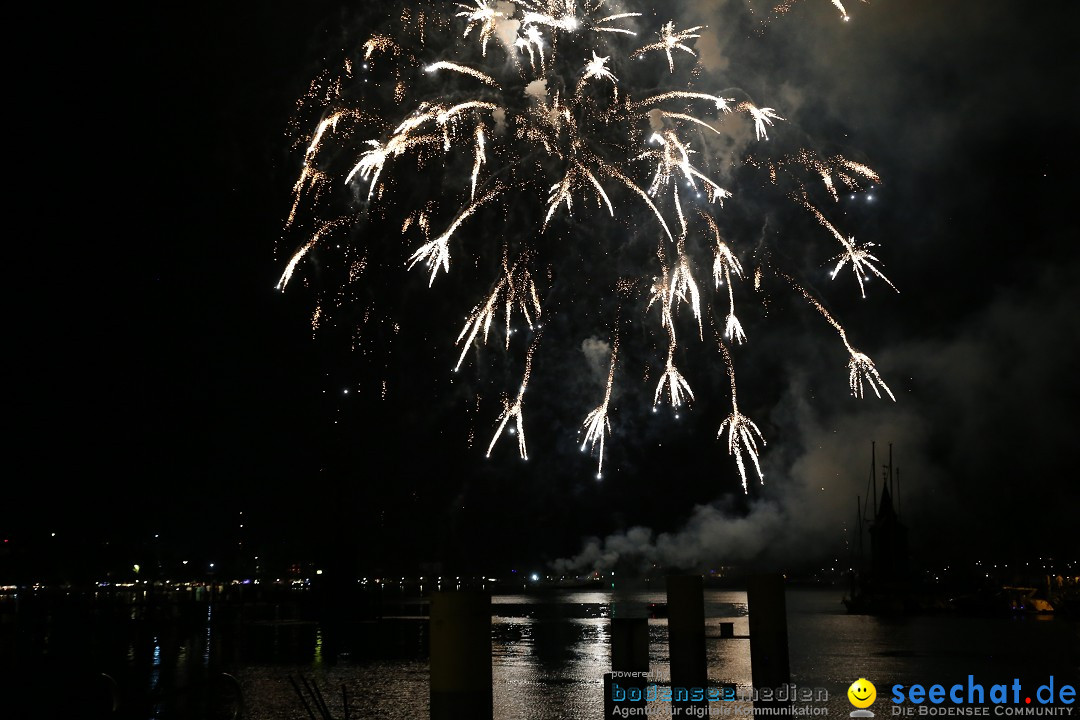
203, 604, 211, 668
3, 587, 1078, 719
150, 635, 161, 718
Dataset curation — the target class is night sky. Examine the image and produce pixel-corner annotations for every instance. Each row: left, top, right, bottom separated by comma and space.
9, 0, 1078, 584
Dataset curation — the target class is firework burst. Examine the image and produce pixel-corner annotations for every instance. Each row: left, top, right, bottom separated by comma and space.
277, 0, 895, 491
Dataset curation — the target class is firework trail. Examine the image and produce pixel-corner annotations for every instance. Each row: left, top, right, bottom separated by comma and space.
277, 0, 894, 489
782, 273, 896, 401
580, 336, 618, 479
715, 338, 765, 492
763, 0, 869, 23
487, 334, 540, 460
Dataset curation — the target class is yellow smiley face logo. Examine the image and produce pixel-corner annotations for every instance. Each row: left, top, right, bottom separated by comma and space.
848, 678, 877, 708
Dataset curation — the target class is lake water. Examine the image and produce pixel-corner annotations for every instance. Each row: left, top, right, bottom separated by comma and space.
2, 586, 1077, 719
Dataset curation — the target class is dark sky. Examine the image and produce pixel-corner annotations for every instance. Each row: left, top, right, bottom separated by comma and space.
9, 0, 1078, 581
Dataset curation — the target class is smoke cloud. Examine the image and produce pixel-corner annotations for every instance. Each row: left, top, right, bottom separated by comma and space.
492, 3, 521, 53
554, 249, 1079, 576
581, 336, 613, 382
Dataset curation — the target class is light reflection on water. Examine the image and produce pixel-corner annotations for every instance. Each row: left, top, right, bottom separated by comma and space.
3, 588, 1078, 719
482, 590, 756, 720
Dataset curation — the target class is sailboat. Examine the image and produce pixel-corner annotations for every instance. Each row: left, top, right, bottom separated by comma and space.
843, 442, 913, 615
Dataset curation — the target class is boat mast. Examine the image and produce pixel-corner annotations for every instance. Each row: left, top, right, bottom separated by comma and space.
871, 441, 877, 518
896, 467, 901, 522
888, 442, 894, 502
856, 495, 863, 564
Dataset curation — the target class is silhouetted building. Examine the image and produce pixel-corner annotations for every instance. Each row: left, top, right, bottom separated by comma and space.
869, 484, 908, 589
844, 443, 912, 614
